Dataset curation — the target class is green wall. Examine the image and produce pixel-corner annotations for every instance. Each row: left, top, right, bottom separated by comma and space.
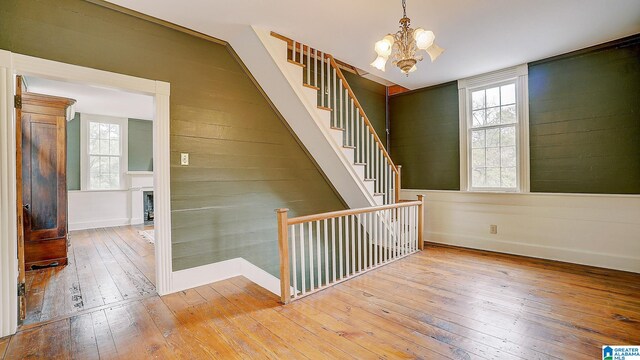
66, 113, 81, 190
343, 71, 388, 145
389, 82, 460, 190
389, 36, 640, 195
1, 0, 345, 273
528, 36, 640, 194
128, 118, 153, 171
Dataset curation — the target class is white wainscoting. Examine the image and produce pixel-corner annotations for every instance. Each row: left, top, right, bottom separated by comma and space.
402, 189, 640, 273
68, 172, 153, 230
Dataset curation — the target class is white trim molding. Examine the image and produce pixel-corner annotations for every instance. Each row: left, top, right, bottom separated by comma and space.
172, 258, 281, 296
458, 64, 530, 193
0, 50, 172, 337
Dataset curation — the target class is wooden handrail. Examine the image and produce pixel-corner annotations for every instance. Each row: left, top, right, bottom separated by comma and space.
326, 54, 399, 175
285, 200, 420, 225
270, 31, 402, 202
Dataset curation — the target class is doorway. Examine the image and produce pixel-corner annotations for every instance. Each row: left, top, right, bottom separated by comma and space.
0, 51, 172, 337
17, 74, 159, 326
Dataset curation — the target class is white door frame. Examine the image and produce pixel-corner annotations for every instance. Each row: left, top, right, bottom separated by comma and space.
0, 50, 173, 337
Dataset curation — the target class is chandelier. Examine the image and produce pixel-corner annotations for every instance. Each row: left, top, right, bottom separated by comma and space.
371, 0, 444, 75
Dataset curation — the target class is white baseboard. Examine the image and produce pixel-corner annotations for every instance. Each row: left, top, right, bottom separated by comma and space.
427, 231, 640, 273
130, 217, 144, 225
69, 218, 131, 231
171, 258, 280, 296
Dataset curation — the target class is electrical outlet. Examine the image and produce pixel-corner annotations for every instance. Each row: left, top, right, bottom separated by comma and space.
489, 225, 498, 234
180, 153, 189, 166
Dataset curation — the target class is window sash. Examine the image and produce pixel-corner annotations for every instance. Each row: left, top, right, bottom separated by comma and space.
81, 114, 128, 191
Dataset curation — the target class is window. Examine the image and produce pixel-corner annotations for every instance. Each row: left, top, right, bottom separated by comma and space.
81, 114, 128, 190
458, 65, 529, 192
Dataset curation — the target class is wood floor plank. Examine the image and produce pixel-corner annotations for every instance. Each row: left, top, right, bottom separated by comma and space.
71, 232, 107, 310
230, 277, 401, 360
0, 336, 10, 359
212, 279, 355, 359
24, 268, 52, 324
161, 290, 242, 359
195, 283, 308, 359
91, 310, 119, 360
96, 228, 154, 298
70, 313, 99, 360
141, 296, 220, 359
7, 243, 639, 359
384, 258, 639, 341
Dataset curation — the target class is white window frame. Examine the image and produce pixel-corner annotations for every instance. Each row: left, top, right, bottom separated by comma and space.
458, 64, 530, 193
80, 113, 128, 191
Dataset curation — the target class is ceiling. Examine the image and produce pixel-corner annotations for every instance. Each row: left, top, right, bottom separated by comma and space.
105, 0, 640, 89
24, 76, 155, 120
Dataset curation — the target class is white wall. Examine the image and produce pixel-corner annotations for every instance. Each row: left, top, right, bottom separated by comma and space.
402, 189, 640, 273
68, 172, 153, 230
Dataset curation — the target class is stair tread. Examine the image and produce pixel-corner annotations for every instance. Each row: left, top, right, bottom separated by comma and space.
318, 105, 333, 112
330, 126, 344, 131
303, 83, 320, 90
343, 145, 356, 149
287, 59, 305, 67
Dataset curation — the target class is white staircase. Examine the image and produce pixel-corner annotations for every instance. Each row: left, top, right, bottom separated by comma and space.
253, 28, 399, 208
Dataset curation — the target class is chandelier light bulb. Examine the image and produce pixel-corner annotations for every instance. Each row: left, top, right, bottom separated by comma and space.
370, 56, 387, 71
426, 43, 444, 62
414, 29, 435, 50
374, 38, 393, 57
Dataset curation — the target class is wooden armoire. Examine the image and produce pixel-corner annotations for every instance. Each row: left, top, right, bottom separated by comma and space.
18, 89, 75, 270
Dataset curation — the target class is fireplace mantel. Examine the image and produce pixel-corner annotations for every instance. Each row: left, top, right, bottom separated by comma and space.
128, 171, 153, 225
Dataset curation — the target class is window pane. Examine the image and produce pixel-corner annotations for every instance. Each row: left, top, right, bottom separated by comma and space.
99, 157, 109, 175
472, 110, 485, 127
472, 168, 485, 187
501, 146, 516, 167
486, 107, 499, 125
110, 139, 120, 155
110, 124, 120, 140
110, 156, 120, 174
471, 90, 485, 110
89, 122, 100, 139
100, 139, 110, 155
99, 123, 110, 138
500, 104, 516, 124
486, 167, 500, 187
89, 138, 99, 154
500, 126, 516, 146
501, 84, 515, 105
472, 148, 485, 167
486, 128, 500, 147
108, 173, 119, 189
486, 87, 500, 107
471, 130, 485, 149
486, 147, 500, 167
501, 167, 516, 188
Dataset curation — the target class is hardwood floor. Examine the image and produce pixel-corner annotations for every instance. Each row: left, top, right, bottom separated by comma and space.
3, 244, 639, 359
22, 225, 156, 326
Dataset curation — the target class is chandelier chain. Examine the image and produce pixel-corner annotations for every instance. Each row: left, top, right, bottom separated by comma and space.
402, 0, 407, 18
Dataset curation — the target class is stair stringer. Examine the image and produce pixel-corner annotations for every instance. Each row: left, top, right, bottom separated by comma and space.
233, 26, 378, 209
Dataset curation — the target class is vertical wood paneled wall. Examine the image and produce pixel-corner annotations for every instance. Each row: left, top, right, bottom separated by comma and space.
0, 0, 345, 274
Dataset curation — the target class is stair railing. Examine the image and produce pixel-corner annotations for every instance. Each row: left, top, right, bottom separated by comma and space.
276, 195, 424, 304
271, 32, 401, 205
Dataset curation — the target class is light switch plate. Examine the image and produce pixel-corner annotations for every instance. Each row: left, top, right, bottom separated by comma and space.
180, 153, 189, 166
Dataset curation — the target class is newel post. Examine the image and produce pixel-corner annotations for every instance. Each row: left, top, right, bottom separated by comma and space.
417, 195, 425, 250
395, 165, 402, 203
276, 208, 291, 304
